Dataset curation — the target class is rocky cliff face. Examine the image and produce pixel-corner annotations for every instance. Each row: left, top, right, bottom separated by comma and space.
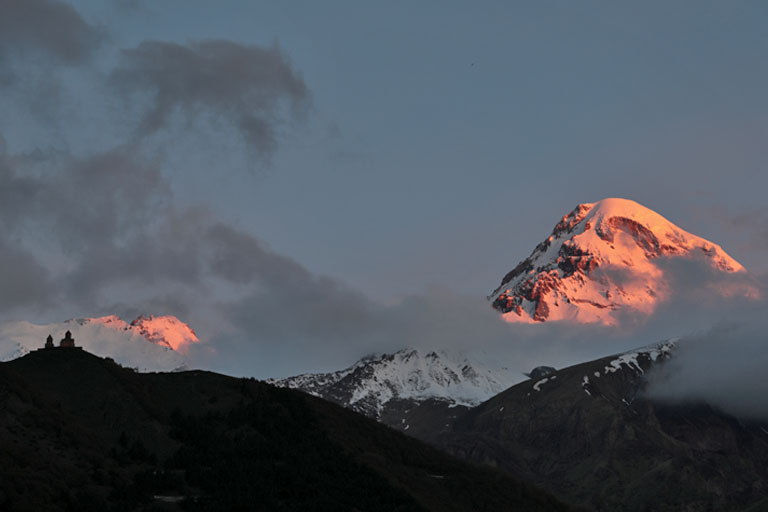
489, 198, 747, 325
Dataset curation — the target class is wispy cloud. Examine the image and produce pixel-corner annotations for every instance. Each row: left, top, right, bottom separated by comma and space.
0, 0, 103, 67
109, 40, 310, 159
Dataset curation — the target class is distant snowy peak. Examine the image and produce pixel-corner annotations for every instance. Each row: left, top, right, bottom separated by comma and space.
272, 348, 519, 418
0, 314, 198, 372
489, 198, 747, 325
128, 315, 199, 352
71, 314, 199, 352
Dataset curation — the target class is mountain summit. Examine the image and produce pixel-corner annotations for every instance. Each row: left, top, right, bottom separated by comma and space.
489, 198, 745, 325
272, 349, 518, 436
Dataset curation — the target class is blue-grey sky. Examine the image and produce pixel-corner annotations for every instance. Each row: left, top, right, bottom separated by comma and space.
1, 0, 767, 376
100, 0, 768, 295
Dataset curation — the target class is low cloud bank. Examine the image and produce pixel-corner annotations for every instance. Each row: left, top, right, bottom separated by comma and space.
645, 321, 768, 422
201, 261, 767, 380
606, 257, 768, 422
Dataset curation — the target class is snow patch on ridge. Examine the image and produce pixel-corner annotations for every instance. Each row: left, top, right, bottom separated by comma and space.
603, 340, 677, 376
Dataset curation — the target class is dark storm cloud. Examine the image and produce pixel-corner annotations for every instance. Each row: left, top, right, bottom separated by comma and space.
0, 144, 169, 249
60, 210, 208, 303
0, 142, 183, 309
0, 144, 43, 230
0, 239, 52, 313
0, 0, 103, 65
208, 222, 378, 344
226, 271, 376, 343
109, 40, 309, 157
206, 223, 314, 287
47, 147, 170, 250
0, 139, 52, 311
208, 223, 374, 342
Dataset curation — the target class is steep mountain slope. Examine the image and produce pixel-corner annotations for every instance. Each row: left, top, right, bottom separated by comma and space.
272, 349, 520, 436
124, 314, 199, 352
436, 341, 768, 511
0, 314, 198, 371
0, 348, 573, 512
489, 198, 747, 324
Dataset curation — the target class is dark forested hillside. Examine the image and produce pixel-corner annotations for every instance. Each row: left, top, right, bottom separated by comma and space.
0, 348, 572, 512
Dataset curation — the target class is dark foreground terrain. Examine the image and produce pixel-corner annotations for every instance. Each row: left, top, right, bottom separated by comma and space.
0, 349, 572, 512
434, 348, 768, 512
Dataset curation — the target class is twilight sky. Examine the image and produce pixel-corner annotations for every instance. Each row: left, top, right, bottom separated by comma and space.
1, 0, 767, 378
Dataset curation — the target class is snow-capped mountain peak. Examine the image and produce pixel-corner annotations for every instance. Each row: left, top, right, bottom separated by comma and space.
128, 315, 199, 352
272, 348, 519, 419
489, 198, 748, 325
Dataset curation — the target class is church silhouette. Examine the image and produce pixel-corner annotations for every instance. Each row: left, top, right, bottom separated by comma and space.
42, 331, 81, 350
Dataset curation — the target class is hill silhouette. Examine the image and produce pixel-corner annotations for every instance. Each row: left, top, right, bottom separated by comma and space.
0, 348, 573, 511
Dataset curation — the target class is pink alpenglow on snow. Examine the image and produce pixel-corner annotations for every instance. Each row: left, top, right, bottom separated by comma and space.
128, 315, 200, 352
91, 314, 200, 352
489, 198, 749, 325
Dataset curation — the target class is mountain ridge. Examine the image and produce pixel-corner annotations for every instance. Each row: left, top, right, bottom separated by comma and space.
433, 338, 768, 511
271, 348, 522, 435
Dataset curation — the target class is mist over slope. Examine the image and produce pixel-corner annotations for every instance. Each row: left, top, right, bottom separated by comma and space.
646, 321, 768, 422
